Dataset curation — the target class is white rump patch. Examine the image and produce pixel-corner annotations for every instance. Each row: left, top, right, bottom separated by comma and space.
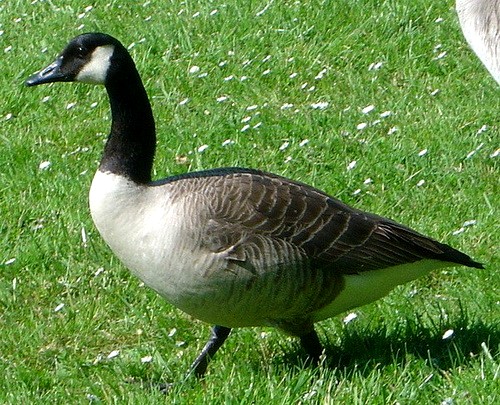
76, 45, 114, 84
312, 259, 451, 322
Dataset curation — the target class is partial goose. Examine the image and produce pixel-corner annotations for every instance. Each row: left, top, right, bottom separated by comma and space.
457, 0, 500, 84
26, 33, 483, 379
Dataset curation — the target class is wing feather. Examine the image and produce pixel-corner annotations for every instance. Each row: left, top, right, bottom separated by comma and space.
173, 168, 482, 273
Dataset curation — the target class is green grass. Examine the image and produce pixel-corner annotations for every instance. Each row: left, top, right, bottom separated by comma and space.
1, 0, 498, 403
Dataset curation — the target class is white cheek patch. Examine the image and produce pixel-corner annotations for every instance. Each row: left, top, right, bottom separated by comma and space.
76, 45, 114, 84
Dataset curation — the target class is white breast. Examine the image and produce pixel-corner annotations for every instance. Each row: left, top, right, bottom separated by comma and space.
89, 171, 215, 308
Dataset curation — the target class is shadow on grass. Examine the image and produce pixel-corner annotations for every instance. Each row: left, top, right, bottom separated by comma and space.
277, 318, 499, 375
121, 316, 498, 394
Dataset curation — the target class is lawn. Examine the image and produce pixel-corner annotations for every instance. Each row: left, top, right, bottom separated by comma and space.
0, 0, 498, 403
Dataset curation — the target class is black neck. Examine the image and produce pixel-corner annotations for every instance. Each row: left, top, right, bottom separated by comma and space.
99, 58, 156, 184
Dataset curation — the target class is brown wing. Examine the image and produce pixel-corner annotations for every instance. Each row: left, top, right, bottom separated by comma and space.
163, 168, 483, 273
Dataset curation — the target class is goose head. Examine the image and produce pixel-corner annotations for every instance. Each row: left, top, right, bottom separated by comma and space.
26, 33, 155, 184
26, 33, 126, 87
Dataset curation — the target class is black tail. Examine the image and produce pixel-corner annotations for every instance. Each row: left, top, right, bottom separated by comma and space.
436, 241, 484, 269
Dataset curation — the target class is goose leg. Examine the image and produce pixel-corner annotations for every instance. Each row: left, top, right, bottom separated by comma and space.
189, 325, 231, 378
299, 329, 323, 362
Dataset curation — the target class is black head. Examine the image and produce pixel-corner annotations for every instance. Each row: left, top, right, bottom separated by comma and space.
26, 33, 126, 87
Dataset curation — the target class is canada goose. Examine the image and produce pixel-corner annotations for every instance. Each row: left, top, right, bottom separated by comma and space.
26, 33, 483, 379
456, 0, 500, 84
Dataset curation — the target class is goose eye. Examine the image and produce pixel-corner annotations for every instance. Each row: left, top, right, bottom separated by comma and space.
75, 46, 85, 59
